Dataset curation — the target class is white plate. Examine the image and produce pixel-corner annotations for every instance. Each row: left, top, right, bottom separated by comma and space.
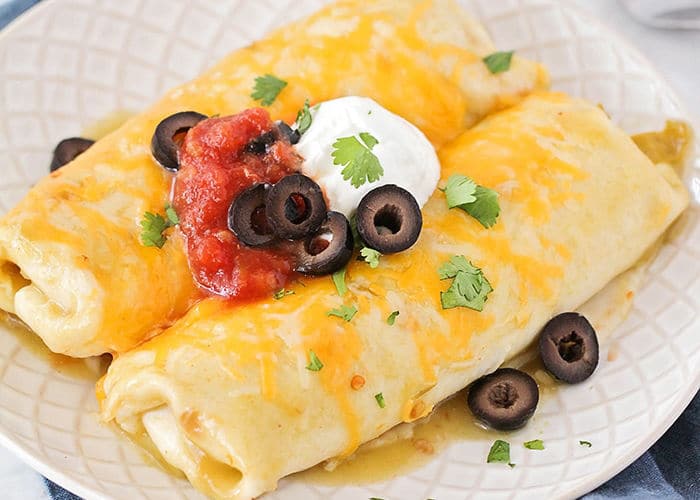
0, 1, 698, 499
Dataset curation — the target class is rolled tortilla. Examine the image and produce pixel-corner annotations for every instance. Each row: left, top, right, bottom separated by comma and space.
0, 0, 548, 357
99, 92, 689, 499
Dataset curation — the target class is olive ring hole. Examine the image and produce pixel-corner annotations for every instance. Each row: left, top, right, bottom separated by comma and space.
488, 382, 519, 409
306, 232, 333, 256
285, 193, 311, 225
556, 331, 585, 363
250, 206, 273, 236
373, 204, 403, 235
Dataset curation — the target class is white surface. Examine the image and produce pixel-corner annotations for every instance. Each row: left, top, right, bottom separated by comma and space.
0, 446, 50, 499
618, 0, 700, 30
0, 1, 698, 499
575, 0, 700, 120
297, 96, 440, 217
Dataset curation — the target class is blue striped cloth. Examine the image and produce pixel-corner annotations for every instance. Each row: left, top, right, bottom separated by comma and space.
1, 1, 698, 499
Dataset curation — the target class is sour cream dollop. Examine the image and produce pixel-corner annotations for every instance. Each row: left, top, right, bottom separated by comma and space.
296, 96, 440, 218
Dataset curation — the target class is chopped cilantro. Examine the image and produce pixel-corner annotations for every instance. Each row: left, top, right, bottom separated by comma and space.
487, 439, 511, 464
508, 462, 516, 468
349, 214, 362, 248
438, 256, 493, 311
524, 439, 545, 450
139, 206, 178, 249
467, 186, 500, 228
165, 204, 179, 225
375, 392, 386, 408
387, 310, 399, 325
483, 51, 514, 74
295, 99, 312, 135
442, 174, 500, 228
305, 350, 323, 371
251, 74, 287, 106
360, 247, 382, 268
331, 132, 383, 188
332, 268, 348, 297
580, 440, 592, 448
438, 254, 480, 279
326, 304, 357, 322
273, 288, 294, 300
442, 174, 477, 207
140, 212, 168, 248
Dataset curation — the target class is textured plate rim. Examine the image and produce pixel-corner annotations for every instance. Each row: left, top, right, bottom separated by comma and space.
0, 1, 696, 499
548, 3, 700, 495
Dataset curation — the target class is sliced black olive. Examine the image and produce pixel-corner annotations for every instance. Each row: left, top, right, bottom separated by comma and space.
50, 137, 94, 171
356, 185, 422, 254
294, 211, 353, 275
275, 120, 300, 145
151, 111, 207, 171
538, 312, 599, 384
265, 174, 327, 240
467, 368, 539, 431
228, 184, 277, 247
245, 130, 277, 155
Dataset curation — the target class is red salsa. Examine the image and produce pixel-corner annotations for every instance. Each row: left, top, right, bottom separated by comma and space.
173, 108, 301, 299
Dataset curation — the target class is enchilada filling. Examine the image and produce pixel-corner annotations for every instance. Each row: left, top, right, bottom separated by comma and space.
173, 108, 301, 299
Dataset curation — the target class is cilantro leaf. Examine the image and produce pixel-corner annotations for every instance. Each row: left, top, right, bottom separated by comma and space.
331, 133, 383, 188
326, 304, 357, 322
305, 350, 323, 371
332, 268, 348, 297
487, 439, 511, 464
579, 440, 592, 448
140, 205, 180, 249
465, 186, 500, 228
360, 247, 382, 268
442, 174, 477, 208
273, 288, 294, 300
483, 51, 514, 74
438, 255, 481, 280
251, 74, 287, 106
295, 99, 312, 135
359, 132, 378, 149
139, 212, 169, 248
387, 310, 399, 325
442, 174, 500, 228
165, 204, 180, 225
374, 392, 386, 408
439, 256, 493, 311
524, 439, 545, 450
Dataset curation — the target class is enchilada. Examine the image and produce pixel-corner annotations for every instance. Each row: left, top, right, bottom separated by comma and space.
0, 0, 548, 357
99, 92, 689, 499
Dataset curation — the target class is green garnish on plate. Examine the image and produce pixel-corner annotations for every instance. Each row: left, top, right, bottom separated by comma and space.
305, 350, 323, 371
331, 132, 383, 188
251, 74, 287, 106
483, 51, 514, 74
442, 173, 500, 228
326, 304, 357, 322
438, 256, 493, 311
360, 247, 382, 268
487, 439, 511, 464
139, 204, 179, 248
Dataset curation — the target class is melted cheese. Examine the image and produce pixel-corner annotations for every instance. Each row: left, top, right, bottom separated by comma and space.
107, 91, 667, 450
100, 90, 689, 499
0, 0, 547, 357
